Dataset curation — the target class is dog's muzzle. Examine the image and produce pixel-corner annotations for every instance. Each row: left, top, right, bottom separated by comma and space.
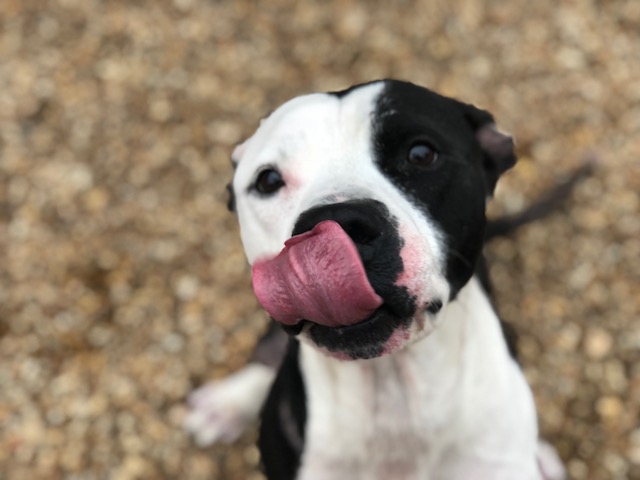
252, 199, 420, 359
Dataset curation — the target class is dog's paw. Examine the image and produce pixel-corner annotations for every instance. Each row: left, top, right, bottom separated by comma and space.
537, 440, 566, 480
184, 364, 275, 446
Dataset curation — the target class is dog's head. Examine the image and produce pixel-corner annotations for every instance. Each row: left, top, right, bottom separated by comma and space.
228, 80, 516, 360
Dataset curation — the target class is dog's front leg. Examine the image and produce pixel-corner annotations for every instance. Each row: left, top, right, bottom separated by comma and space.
184, 363, 275, 445
184, 322, 286, 445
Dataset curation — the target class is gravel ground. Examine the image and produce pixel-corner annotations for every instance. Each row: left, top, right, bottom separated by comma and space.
1, 1, 639, 479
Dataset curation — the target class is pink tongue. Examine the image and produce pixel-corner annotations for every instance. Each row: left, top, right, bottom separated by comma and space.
252, 220, 383, 328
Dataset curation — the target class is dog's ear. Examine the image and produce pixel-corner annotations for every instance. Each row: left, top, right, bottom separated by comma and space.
226, 142, 246, 213
226, 182, 236, 212
463, 104, 517, 195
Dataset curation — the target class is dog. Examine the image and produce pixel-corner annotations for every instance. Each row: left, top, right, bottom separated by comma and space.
185, 79, 577, 479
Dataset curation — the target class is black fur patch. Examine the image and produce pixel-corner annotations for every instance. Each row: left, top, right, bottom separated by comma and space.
226, 182, 236, 212
372, 79, 513, 299
259, 340, 306, 480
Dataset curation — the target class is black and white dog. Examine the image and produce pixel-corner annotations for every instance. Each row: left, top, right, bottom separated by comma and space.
186, 80, 572, 479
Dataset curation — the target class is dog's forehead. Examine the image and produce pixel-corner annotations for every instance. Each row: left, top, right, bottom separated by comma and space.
234, 82, 385, 169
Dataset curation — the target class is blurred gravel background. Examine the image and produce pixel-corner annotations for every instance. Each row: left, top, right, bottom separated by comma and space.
0, 0, 638, 479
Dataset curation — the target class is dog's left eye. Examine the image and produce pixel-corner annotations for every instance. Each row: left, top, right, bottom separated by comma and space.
254, 168, 285, 195
407, 143, 438, 167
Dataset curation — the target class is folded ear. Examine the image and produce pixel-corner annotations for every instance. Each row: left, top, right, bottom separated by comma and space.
226, 182, 236, 212
463, 105, 517, 195
226, 142, 246, 213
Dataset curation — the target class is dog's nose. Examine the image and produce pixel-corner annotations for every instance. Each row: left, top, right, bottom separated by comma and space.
292, 199, 390, 260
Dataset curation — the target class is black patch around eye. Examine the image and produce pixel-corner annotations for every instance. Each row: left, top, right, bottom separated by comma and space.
226, 183, 236, 212
255, 168, 285, 195
373, 80, 488, 300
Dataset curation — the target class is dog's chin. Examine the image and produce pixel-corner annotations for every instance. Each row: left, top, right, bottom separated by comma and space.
283, 305, 416, 360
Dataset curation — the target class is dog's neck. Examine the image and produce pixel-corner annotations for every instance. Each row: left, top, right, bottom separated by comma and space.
297, 276, 524, 478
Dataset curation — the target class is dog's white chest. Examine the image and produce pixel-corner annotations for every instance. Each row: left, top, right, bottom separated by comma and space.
293, 280, 545, 480
296, 341, 458, 480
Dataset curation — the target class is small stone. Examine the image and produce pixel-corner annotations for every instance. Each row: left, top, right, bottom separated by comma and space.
603, 452, 629, 477
148, 97, 173, 122
175, 275, 199, 301
596, 396, 624, 421
84, 187, 110, 212
629, 428, 640, 465
87, 325, 113, 347
243, 445, 261, 466
162, 332, 185, 353
114, 454, 152, 480
173, 0, 195, 11
555, 323, 582, 351
604, 360, 628, 393
584, 327, 613, 360
206, 120, 243, 145
568, 459, 589, 479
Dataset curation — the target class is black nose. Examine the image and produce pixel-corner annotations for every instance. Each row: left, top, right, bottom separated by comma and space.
291, 199, 415, 320
292, 199, 391, 261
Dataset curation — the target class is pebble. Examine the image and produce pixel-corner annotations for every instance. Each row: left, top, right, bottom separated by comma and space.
555, 322, 582, 352
174, 275, 200, 301
584, 327, 614, 360
596, 396, 625, 422
629, 428, 640, 465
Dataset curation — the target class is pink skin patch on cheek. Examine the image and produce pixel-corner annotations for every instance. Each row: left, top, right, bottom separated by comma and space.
281, 172, 300, 198
381, 327, 411, 355
396, 227, 437, 334
395, 228, 427, 303
318, 346, 353, 361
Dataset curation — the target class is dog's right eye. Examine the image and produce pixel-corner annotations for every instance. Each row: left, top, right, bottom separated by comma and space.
407, 142, 438, 167
254, 168, 285, 195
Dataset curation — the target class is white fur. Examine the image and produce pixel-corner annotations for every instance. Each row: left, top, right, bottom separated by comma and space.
184, 364, 274, 446
233, 84, 389, 263
298, 278, 541, 480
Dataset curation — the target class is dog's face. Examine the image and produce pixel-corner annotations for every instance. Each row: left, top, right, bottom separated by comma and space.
229, 80, 516, 360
